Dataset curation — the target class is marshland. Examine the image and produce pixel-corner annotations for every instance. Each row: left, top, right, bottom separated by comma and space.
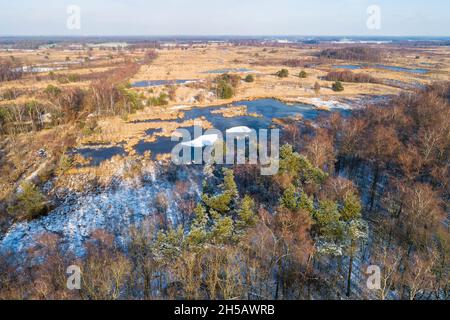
0, 37, 449, 300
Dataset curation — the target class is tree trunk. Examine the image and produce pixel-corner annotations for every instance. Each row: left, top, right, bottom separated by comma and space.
369, 163, 380, 212
346, 254, 354, 297
346, 242, 355, 297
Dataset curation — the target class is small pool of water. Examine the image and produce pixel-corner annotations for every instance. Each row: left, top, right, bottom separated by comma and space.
136, 137, 175, 157
382, 79, 424, 90
374, 65, 429, 74
332, 65, 362, 70
204, 68, 255, 74
73, 146, 127, 166
131, 79, 198, 88
145, 128, 163, 136
332, 64, 429, 74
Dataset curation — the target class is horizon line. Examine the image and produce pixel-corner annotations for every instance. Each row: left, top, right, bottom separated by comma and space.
1, 34, 450, 39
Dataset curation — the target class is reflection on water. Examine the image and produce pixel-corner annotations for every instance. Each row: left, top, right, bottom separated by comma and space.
73, 99, 351, 163
373, 64, 429, 74
332, 65, 362, 70
131, 79, 199, 88
204, 68, 255, 74
73, 146, 127, 166
332, 64, 429, 74
135, 137, 175, 159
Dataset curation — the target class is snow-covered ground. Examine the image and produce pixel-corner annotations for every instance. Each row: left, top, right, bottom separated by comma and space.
181, 134, 220, 148
0, 167, 203, 256
170, 105, 191, 111
226, 126, 253, 134
180, 127, 253, 148
309, 98, 353, 110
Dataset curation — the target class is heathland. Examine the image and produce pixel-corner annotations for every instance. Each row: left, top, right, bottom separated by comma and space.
0, 39, 449, 300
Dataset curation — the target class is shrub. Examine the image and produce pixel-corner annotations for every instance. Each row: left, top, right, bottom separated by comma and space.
299, 70, 308, 78
216, 82, 234, 99
57, 76, 69, 84
168, 86, 177, 101
67, 74, 81, 82
332, 81, 345, 92
149, 93, 169, 106
8, 182, 48, 221
216, 74, 241, 88
195, 93, 205, 103
0, 108, 10, 134
276, 69, 289, 78
244, 74, 255, 83
56, 154, 74, 175
215, 74, 241, 99
1, 89, 18, 100
44, 84, 62, 97
314, 82, 321, 94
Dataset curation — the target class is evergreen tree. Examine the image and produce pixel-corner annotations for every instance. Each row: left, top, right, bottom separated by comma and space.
279, 144, 327, 185
187, 204, 209, 246
211, 216, 234, 244
340, 192, 362, 221
276, 69, 289, 78
244, 74, 255, 83
222, 168, 239, 198
315, 200, 344, 241
236, 195, 257, 231
280, 185, 298, 210
8, 182, 48, 221
153, 226, 185, 262
202, 193, 233, 214
332, 81, 344, 92
298, 192, 314, 213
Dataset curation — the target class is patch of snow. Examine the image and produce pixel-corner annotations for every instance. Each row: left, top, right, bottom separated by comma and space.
226, 126, 253, 134
310, 98, 353, 110
181, 134, 220, 148
170, 105, 191, 111
19, 66, 68, 73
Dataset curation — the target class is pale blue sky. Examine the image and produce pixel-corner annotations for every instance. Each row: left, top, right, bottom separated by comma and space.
0, 0, 449, 36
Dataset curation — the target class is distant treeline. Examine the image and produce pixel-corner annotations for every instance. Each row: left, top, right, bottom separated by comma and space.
251, 57, 325, 68
318, 47, 385, 62
324, 70, 379, 84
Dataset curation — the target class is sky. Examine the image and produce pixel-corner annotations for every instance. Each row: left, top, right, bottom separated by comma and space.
0, 0, 449, 36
